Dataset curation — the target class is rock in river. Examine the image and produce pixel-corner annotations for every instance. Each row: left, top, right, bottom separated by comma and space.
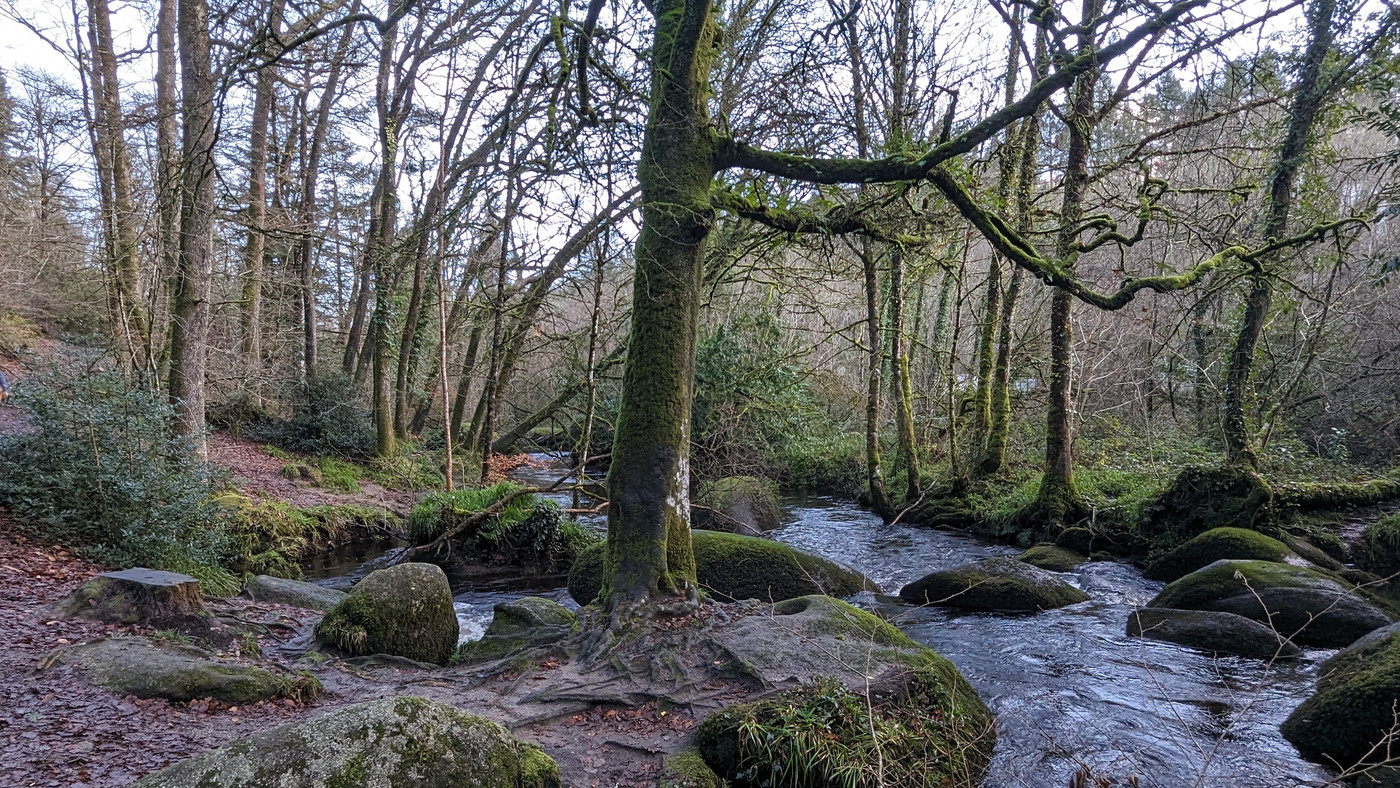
315, 562, 459, 665
898, 557, 1090, 612
1126, 608, 1301, 660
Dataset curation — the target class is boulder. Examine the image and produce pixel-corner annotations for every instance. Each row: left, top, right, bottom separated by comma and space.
132, 696, 560, 788
1055, 527, 1097, 555
315, 562, 458, 665
692, 476, 782, 535
242, 575, 346, 612
567, 530, 874, 606
47, 636, 316, 704
455, 597, 577, 664
1017, 544, 1085, 572
1143, 527, 1295, 581
1282, 623, 1400, 771
1147, 559, 1394, 648
898, 557, 1089, 612
659, 748, 726, 788
1126, 608, 1301, 660
696, 603, 995, 788
58, 569, 223, 640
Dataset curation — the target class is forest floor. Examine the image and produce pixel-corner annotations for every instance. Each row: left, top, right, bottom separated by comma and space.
0, 511, 762, 787
208, 432, 418, 515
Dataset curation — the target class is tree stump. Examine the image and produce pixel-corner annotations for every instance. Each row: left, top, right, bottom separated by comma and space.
59, 568, 224, 641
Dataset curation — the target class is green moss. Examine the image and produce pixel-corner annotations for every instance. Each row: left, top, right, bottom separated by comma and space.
1282, 625, 1400, 769
1143, 527, 1294, 581
568, 530, 874, 606
1148, 559, 1330, 610
313, 457, 365, 493
1142, 465, 1273, 547
410, 485, 597, 574
217, 494, 399, 579
1361, 513, 1400, 578
660, 748, 727, 788
517, 744, 562, 788
694, 664, 994, 788
1017, 545, 1085, 572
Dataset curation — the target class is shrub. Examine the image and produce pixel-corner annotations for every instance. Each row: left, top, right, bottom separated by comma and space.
409, 483, 595, 572
0, 371, 236, 594
1361, 513, 1400, 578
217, 493, 399, 578
264, 372, 376, 460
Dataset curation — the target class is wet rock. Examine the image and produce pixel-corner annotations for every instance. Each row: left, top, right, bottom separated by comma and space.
1147, 559, 1394, 648
1055, 527, 1097, 555
696, 630, 994, 788
693, 476, 782, 535
898, 557, 1090, 612
1017, 544, 1085, 572
58, 569, 223, 641
241, 575, 346, 612
132, 696, 560, 788
456, 597, 576, 664
1282, 622, 1400, 772
47, 636, 312, 704
1143, 527, 1296, 581
1126, 608, 1301, 660
315, 562, 458, 665
566, 530, 874, 606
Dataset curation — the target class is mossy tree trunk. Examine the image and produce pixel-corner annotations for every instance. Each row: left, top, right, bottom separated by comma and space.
1221, 0, 1336, 468
1031, 0, 1100, 528
238, 0, 281, 372
600, 0, 717, 611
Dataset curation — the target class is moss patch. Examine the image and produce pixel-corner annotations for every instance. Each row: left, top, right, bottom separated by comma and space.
1143, 527, 1294, 581
1017, 545, 1085, 572
899, 557, 1089, 611
410, 484, 596, 574
660, 748, 726, 788
567, 530, 874, 606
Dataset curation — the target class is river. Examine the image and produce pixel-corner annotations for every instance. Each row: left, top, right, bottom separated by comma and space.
309, 455, 1335, 787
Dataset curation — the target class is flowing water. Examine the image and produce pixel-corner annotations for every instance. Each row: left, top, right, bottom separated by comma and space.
309, 455, 1336, 787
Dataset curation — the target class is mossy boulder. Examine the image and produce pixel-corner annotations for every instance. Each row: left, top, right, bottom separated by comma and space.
1017, 544, 1085, 573
1147, 560, 1394, 648
48, 636, 317, 704
242, 575, 346, 612
695, 663, 994, 788
1126, 608, 1301, 660
1143, 527, 1295, 582
1282, 622, 1400, 772
693, 476, 783, 535
659, 748, 726, 788
132, 696, 560, 788
315, 562, 458, 665
1055, 527, 1096, 555
898, 557, 1090, 612
567, 530, 874, 606
455, 597, 577, 664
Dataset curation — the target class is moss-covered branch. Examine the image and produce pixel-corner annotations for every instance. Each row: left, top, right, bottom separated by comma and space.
710, 189, 930, 246
926, 166, 1363, 312
1275, 473, 1400, 511
715, 0, 1206, 185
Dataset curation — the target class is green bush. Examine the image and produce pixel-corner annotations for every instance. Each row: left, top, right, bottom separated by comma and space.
261, 372, 376, 460
409, 483, 595, 572
1362, 513, 1400, 578
0, 371, 236, 594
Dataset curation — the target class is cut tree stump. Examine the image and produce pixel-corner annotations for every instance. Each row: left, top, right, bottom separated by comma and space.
58, 568, 226, 642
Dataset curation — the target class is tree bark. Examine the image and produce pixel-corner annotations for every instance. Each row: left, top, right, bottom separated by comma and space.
239, 0, 283, 369
1221, 0, 1336, 467
168, 0, 216, 460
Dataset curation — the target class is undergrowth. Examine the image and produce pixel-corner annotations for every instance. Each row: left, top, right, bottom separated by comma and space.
409, 482, 596, 572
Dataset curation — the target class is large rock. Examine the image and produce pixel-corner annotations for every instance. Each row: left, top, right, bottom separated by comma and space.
1126, 608, 1301, 660
132, 696, 560, 788
1147, 559, 1394, 648
456, 597, 577, 664
47, 636, 314, 704
59, 569, 222, 640
898, 557, 1090, 612
242, 575, 347, 612
1143, 527, 1296, 581
315, 562, 458, 665
1017, 544, 1085, 572
567, 530, 874, 606
1282, 623, 1400, 772
692, 476, 782, 535
696, 600, 995, 787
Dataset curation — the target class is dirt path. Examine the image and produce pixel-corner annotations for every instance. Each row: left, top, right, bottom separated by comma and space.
207, 433, 417, 516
